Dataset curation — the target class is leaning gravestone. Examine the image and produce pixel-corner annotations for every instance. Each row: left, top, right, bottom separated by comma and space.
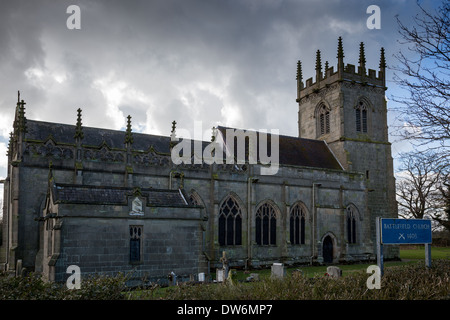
326, 266, 342, 278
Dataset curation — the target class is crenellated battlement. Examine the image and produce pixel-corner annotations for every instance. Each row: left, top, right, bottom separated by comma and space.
296, 37, 386, 100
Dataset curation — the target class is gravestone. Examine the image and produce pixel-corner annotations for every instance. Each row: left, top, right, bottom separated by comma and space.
271, 263, 286, 279
326, 266, 342, 278
198, 272, 205, 282
246, 273, 260, 282
169, 271, 177, 285
15, 260, 23, 277
216, 268, 224, 282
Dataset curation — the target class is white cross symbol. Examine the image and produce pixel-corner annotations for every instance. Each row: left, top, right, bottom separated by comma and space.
399, 233, 405, 240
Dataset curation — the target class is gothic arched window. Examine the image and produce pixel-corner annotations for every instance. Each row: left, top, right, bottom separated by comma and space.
290, 203, 306, 245
218, 196, 242, 246
355, 101, 368, 133
255, 202, 277, 245
346, 206, 357, 244
318, 104, 330, 136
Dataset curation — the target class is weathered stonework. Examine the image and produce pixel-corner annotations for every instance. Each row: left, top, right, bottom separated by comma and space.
296, 38, 398, 259
1, 39, 398, 283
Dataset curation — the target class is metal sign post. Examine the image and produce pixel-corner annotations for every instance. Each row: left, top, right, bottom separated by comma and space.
376, 217, 384, 275
376, 217, 432, 276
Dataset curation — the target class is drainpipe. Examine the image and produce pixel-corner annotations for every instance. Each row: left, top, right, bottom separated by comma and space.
246, 173, 259, 269
246, 177, 252, 269
310, 183, 321, 264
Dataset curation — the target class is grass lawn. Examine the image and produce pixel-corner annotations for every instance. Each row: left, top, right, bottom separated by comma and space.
399, 245, 450, 260
222, 246, 450, 281
230, 261, 414, 281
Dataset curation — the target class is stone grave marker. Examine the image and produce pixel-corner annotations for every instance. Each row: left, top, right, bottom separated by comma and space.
216, 268, 224, 282
271, 263, 286, 279
326, 266, 342, 278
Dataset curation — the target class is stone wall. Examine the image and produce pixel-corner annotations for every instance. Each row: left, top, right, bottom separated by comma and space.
2, 106, 381, 278
43, 203, 206, 283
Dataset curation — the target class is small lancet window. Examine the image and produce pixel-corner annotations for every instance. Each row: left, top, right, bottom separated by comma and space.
130, 225, 143, 262
346, 206, 357, 244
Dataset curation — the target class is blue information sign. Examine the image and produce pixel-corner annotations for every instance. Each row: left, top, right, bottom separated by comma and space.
380, 218, 432, 244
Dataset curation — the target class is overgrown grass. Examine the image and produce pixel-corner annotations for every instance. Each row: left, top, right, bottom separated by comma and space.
1, 248, 449, 300
0, 272, 128, 300
152, 260, 450, 300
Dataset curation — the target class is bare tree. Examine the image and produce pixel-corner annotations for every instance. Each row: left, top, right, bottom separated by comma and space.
396, 151, 449, 229
435, 181, 450, 232
392, 1, 450, 158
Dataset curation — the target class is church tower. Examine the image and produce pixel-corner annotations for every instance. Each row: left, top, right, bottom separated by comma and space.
296, 38, 398, 257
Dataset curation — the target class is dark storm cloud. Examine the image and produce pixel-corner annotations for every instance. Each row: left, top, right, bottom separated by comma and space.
0, 0, 429, 174
0, 0, 437, 207
0, 1, 376, 130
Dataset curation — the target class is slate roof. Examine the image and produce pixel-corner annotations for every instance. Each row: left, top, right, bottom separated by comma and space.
24, 119, 343, 171
52, 183, 190, 207
26, 119, 171, 153
217, 126, 343, 171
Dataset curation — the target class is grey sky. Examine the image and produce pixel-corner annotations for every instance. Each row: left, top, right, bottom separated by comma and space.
0, 0, 436, 188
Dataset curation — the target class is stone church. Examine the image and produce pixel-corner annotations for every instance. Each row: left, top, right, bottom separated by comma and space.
1, 38, 398, 283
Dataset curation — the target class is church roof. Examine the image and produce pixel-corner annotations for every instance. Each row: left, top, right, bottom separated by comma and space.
52, 183, 191, 207
26, 119, 171, 153
24, 119, 343, 171
216, 126, 343, 171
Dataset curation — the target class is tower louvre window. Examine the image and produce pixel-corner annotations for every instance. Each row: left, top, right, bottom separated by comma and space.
318, 104, 330, 136
356, 101, 368, 133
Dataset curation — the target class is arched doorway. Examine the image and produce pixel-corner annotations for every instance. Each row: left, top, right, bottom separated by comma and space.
322, 235, 333, 263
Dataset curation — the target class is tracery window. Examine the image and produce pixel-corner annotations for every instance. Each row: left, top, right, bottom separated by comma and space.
290, 204, 306, 245
255, 202, 277, 245
355, 101, 368, 133
218, 196, 242, 246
